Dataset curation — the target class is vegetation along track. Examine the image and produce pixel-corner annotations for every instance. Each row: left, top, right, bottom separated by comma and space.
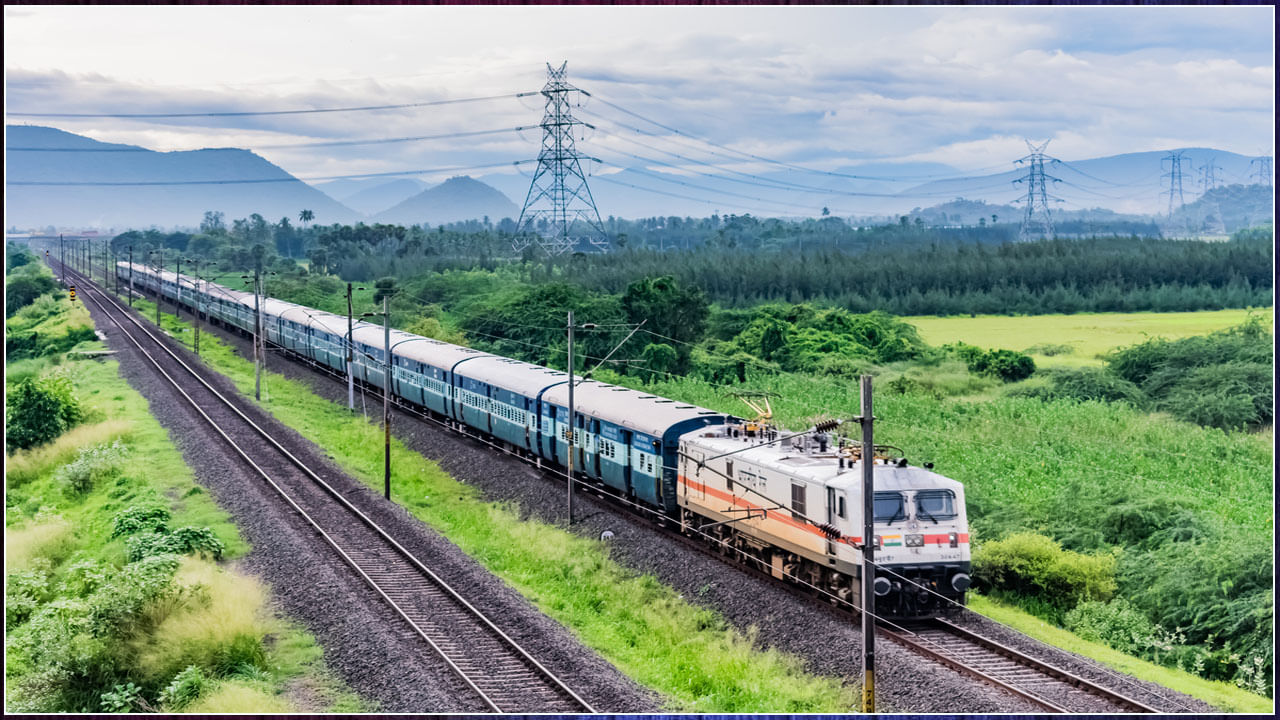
882, 619, 1161, 713
60, 263, 595, 714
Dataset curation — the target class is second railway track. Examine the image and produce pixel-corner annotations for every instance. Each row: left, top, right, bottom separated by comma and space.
63, 264, 594, 714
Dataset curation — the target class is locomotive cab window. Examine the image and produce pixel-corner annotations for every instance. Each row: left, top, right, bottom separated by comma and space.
873, 492, 905, 524
915, 489, 957, 521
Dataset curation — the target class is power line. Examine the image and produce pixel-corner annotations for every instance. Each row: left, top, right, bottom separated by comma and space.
6, 126, 526, 153
7, 91, 538, 119
9, 159, 536, 186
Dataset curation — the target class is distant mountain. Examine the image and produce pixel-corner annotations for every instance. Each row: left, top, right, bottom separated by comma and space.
374, 176, 519, 226
1169, 183, 1274, 235
313, 177, 428, 216
5, 125, 357, 230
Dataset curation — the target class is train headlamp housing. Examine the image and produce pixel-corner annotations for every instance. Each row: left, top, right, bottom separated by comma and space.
949, 531, 959, 548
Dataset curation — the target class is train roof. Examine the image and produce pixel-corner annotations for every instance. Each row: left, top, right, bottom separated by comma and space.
455, 355, 569, 396
542, 379, 726, 439
681, 429, 963, 492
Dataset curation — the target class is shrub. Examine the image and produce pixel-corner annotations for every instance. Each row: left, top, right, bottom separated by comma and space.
87, 554, 182, 638
1158, 362, 1273, 430
1029, 367, 1148, 406
99, 682, 145, 713
5, 269, 58, 316
972, 531, 1116, 621
946, 343, 1036, 382
159, 665, 208, 710
6, 559, 55, 626
6, 379, 75, 451
58, 559, 113, 598
1024, 342, 1075, 356
5, 419, 132, 489
125, 527, 225, 562
1065, 598, 1159, 655
55, 439, 129, 496
112, 504, 172, 538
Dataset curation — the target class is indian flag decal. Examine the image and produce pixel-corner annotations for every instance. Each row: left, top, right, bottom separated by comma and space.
882, 534, 903, 547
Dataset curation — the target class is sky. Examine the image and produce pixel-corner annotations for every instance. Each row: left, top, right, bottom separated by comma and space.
4, 5, 1275, 202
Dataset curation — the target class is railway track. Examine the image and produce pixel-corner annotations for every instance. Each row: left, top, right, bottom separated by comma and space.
91, 262, 1178, 714
882, 618, 1161, 713
61, 263, 595, 714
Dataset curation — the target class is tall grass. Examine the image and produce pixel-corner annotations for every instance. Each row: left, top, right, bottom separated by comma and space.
5, 516, 76, 570
5, 419, 133, 489
182, 681, 293, 713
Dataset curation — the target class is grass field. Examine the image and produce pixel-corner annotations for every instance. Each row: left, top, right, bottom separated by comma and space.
904, 308, 1274, 367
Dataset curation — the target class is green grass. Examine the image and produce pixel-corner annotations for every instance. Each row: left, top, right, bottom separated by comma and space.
132, 298, 859, 711
5, 278, 364, 713
967, 594, 1274, 713
904, 308, 1274, 368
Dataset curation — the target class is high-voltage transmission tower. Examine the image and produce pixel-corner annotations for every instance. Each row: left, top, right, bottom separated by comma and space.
513, 62, 609, 256
1197, 156, 1222, 194
1013, 140, 1061, 242
1161, 150, 1188, 218
1250, 156, 1273, 188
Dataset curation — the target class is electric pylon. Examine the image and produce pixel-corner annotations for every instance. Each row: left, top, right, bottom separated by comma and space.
1197, 156, 1222, 195
1013, 140, 1060, 242
1250, 157, 1273, 188
1161, 150, 1188, 218
514, 62, 610, 255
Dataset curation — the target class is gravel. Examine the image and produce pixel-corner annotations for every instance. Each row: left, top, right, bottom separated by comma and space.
140, 292, 1213, 713
81, 288, 656, 713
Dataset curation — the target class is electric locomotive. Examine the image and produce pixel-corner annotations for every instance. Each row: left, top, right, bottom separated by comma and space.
117, 261, 971, 617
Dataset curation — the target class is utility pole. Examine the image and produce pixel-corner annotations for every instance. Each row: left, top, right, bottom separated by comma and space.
128, 246, 134, 307
514, 61, 610, 255
347, 283, 356, 411
1197, 157, 1222, 195
362, 298, 392, 499
151, 250, 163, 326
1162, 150, 1188, 218
859, 374, 876, 714
174, 257, 183, 318
59, 234, 65, 282
382, 296, 391, 500
1013, 139, 1060, 242
566, 310, 576, 524
254, 267, 262, 400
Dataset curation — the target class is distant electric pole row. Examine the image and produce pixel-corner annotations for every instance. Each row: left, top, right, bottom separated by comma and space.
1013, 140, 1060, 242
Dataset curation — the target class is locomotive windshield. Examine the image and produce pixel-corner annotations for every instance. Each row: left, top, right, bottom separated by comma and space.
873, 492, 905, 524
915, 490, 957, 521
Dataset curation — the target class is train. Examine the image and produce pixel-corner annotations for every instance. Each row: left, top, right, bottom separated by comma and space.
116, 261, 971, 617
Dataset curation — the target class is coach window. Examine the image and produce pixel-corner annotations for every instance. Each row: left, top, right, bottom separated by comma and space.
790, 483, 806, 519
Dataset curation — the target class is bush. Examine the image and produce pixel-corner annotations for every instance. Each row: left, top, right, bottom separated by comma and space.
1024, 342, 1075, 356
111, 504, 172, 538
1158, 362, 1273, 430
125, 526, 225, 562
1012, 367, 1148, 406
159, 665, 208, 710
6, 559, 55, 627
55, 439, 129, 496
1065, 598, 1159, 655
99, 682, 145, 713
972, 531, 1116, 621
5, 268, 58, 317
946, 343, 1036, 382
6, 376, 84, 451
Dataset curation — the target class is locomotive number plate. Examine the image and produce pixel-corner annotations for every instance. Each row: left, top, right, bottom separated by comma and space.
905, 534, 924, 547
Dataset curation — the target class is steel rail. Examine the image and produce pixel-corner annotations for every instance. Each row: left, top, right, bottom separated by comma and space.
64, 263, 594, 713
114, 263, 1173, 714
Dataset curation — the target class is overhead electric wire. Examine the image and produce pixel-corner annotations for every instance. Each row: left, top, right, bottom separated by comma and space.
9, 159, 536, 186
7, 91, 539, 119
7, 126, 527, 153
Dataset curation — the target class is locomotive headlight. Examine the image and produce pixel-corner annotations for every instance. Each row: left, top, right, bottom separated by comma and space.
951, 573, 971, 592
873, 577, 893, 596
949, 531, 959, 548
873, 535, 882, 549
